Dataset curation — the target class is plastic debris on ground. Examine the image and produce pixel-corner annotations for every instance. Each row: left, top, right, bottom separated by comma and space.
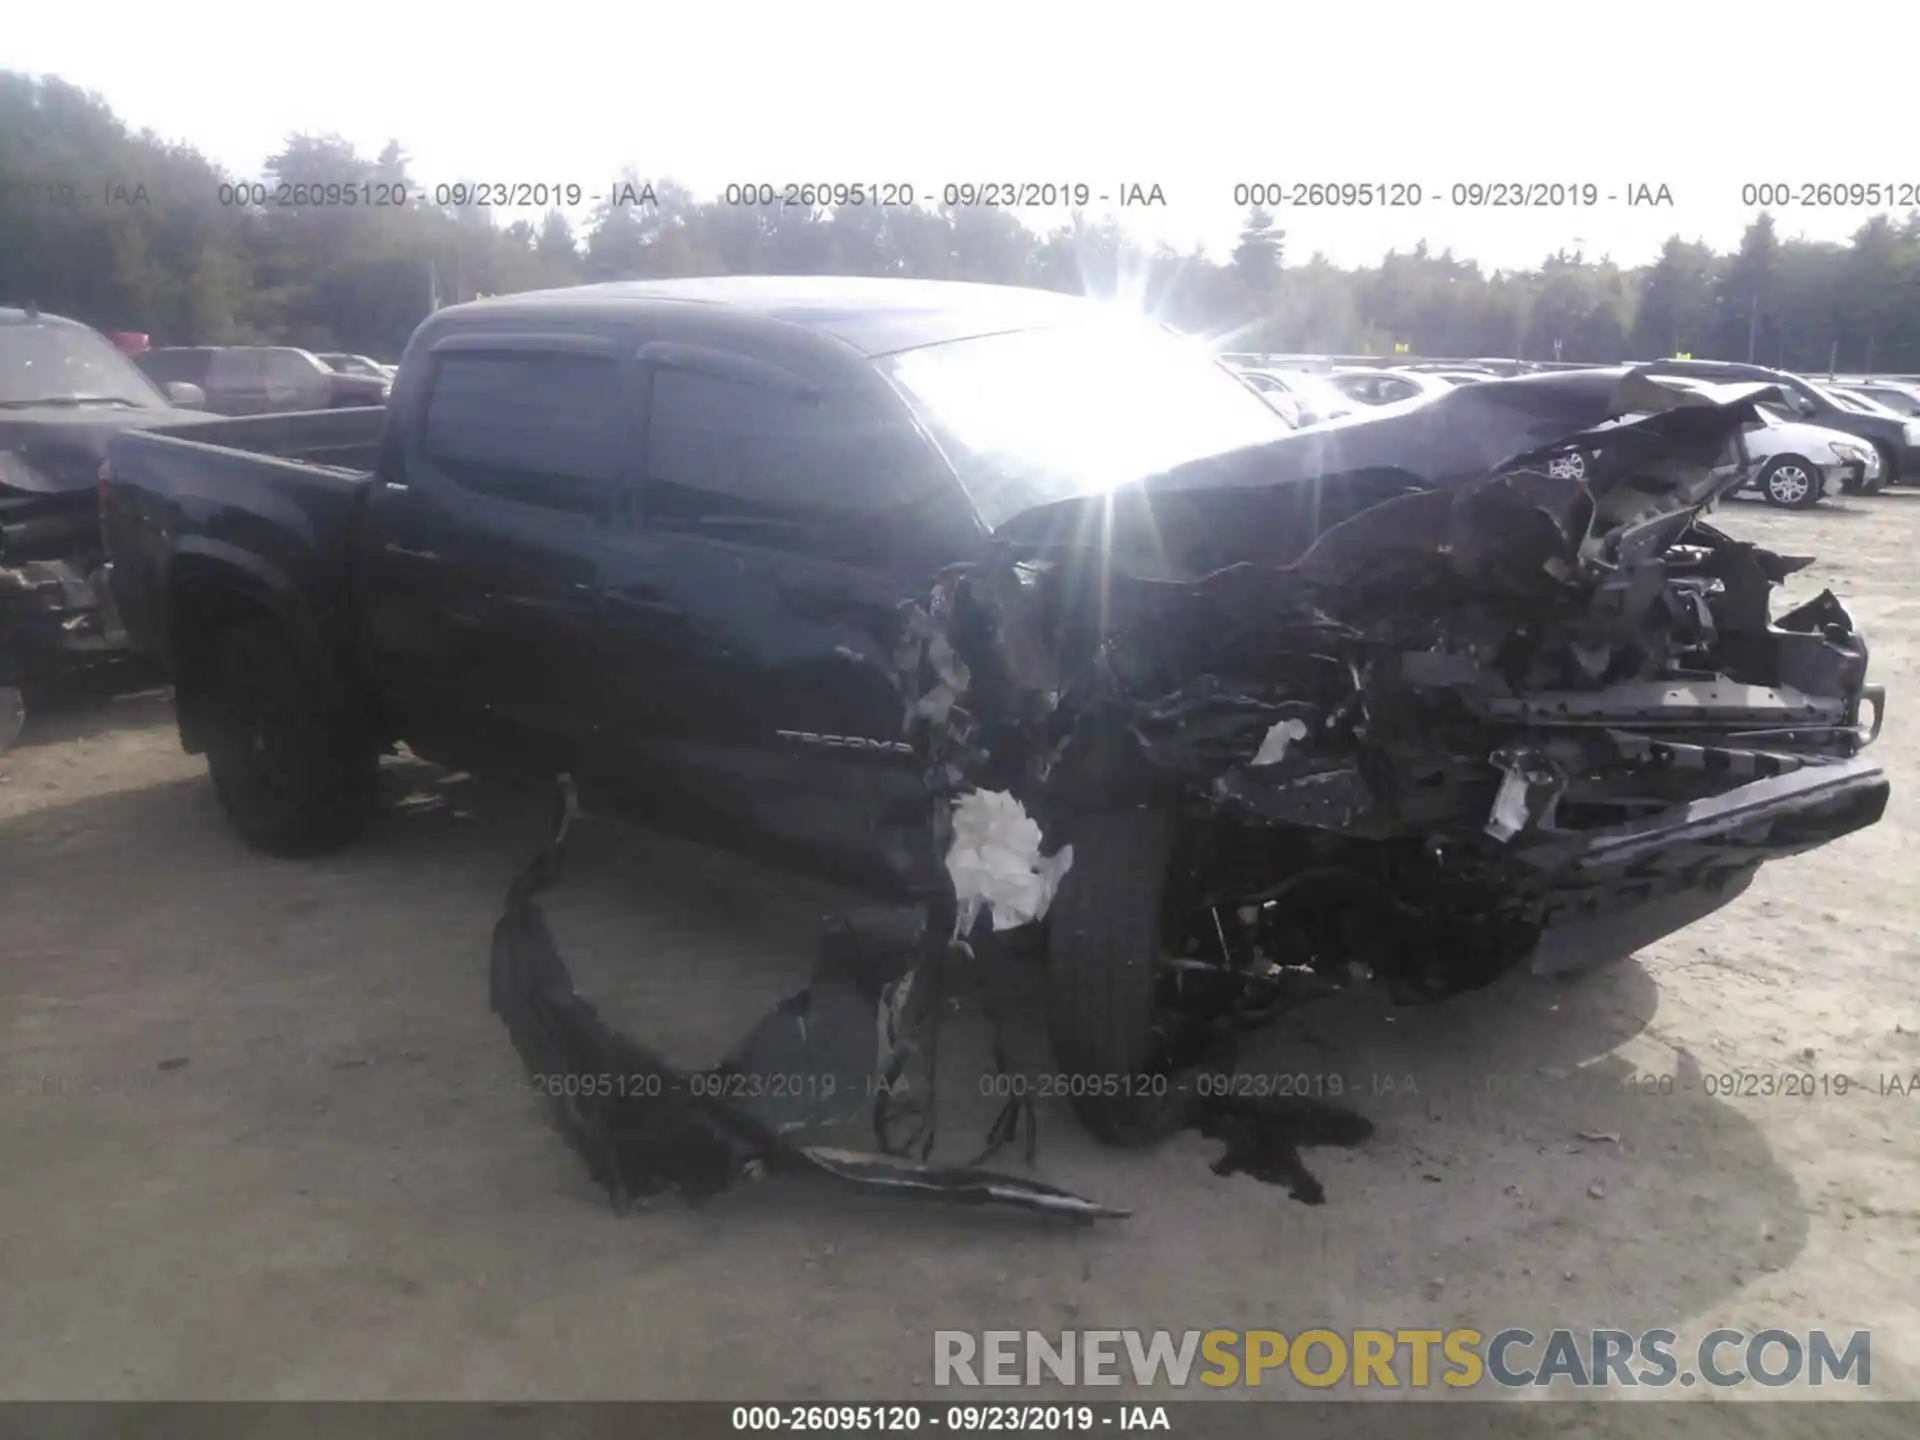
943, 789, 1074, 935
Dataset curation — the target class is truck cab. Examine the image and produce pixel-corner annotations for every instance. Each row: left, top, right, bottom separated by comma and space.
108, 279, 1287, 894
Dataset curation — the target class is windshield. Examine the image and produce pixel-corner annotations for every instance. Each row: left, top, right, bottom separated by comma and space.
1855, 386, 1920, 416
1812, 381, 1898, 417
1285, 372, 1356, 421
0, 321, 170, 408
880, 321, 1288, 528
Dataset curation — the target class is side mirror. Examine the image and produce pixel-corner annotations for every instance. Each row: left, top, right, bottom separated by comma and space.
165, 381, 207, 409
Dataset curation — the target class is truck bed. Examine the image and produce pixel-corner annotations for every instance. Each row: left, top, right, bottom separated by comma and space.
102, 408, 389, 667
142, 407, 387, 475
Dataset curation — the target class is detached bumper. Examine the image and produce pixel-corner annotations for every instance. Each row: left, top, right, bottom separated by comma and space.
1519, 752, 1889, 973
1824, 457, 1863, 495
1525, 752, 1889, 877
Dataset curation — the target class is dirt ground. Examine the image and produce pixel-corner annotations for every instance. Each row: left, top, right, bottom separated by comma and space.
4, 493, 1919, 1430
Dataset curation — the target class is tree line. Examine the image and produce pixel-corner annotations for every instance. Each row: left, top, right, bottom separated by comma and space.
5, 71, 1919, 372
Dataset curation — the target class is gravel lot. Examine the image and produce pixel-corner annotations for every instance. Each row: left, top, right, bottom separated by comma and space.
3, 493, 1918, 1431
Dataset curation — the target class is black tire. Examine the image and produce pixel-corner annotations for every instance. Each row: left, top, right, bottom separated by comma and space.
1044, 804, 1183, 1144
1872, 443, 1899, 490
204, 617, 377, 855
1757, 456, 1822, 509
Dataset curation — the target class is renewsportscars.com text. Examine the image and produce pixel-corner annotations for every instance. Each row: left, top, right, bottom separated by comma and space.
933, 1328, 1871, 1391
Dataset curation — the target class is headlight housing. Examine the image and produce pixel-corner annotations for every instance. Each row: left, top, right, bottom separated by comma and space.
1904, 419, 1920, 445
1830, 440, 1869, 466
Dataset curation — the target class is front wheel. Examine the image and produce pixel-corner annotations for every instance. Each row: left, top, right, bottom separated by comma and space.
1044, 805, 1186, 1144
204, 617, 377, 855
1758, 456, 1822, 509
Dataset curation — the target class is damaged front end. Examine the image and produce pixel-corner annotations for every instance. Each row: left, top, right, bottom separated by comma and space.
1, 450, 127, 749
898, 368, 1890, 1080
486, 367, 1889, 1218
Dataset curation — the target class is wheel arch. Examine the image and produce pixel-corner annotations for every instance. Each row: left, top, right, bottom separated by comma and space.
167, 546, 337, 755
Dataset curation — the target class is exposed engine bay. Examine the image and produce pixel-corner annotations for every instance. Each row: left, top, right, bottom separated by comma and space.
895, 368, 1889, 1069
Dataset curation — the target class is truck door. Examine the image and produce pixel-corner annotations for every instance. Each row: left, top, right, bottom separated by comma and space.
592, 339, 982, 891
359, 332, 632, 776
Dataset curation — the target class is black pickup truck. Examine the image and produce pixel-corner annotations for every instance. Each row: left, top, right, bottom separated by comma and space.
102, 278, 1892, 1139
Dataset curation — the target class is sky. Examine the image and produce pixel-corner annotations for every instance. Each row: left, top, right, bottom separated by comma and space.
8, 1, 1917, 272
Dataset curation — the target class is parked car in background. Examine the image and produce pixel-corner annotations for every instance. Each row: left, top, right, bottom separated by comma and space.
1638, 358, 1914, 490
1328, 368, 1453, 406
1238, 368, 1357, 425
1828, 378, 1920, 418
1397, 361, 1501, 379
1, 305, 211, 729
1413, 368, 1497, 387
135, 346, 390, 416
1652, 373, 1879, 508
1740, 405, 1882, 507
319, 352, 397, 382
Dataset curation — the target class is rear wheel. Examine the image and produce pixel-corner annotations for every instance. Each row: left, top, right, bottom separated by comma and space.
1044, 805, 1186, 1144
204, 617, 377, 855
1758, 456, 1821, 509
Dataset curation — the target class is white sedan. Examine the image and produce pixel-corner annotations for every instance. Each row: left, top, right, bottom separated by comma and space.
1741, 404, 1881, 507
1649, 374, 1878, 508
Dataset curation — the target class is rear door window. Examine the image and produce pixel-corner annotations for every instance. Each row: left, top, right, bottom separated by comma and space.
420, 351, 623, 516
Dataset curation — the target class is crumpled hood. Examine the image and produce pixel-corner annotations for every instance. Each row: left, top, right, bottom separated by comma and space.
993, 367, 1771, 587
